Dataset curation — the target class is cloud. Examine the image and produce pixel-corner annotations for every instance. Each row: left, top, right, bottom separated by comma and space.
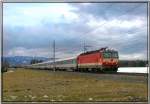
71, 3, 147, 19
3, 3, 79, 26
87, 16, 145, 30
5, 47, 49, 57
3, 3, 148, 60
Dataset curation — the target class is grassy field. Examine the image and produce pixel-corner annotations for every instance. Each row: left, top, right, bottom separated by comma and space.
2, 68, 148, 102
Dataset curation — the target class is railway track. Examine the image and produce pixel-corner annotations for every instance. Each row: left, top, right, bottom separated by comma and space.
72, 71, 148, 76
115, 72, 148, 76
18, 65, 148, 77
25, 67, 148, 77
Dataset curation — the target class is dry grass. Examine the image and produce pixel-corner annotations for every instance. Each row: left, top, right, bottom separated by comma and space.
2, 68, 148, 102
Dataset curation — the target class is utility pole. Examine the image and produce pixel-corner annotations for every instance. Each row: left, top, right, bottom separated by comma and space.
83, 41, 86, 53
53, 40, 55, 71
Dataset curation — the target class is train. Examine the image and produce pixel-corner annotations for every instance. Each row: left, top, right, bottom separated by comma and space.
25, 47, 119, 72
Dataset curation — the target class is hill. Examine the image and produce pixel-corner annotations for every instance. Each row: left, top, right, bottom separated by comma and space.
3, 56, 49, 66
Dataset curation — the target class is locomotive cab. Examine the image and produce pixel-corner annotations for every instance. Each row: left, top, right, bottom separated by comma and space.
102, 50, 119, 72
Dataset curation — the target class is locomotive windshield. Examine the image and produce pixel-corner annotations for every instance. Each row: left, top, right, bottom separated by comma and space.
112, 52, 118, 58
103, 52, 118, 58
103, 52, 111, 58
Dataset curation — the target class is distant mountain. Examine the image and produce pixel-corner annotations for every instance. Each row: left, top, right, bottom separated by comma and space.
3, 56, 49, 66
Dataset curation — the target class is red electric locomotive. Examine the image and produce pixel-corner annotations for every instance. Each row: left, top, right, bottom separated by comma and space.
77, 47, 119, 72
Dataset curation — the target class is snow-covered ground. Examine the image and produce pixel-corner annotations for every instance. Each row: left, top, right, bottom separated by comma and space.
118, 67, 149, 73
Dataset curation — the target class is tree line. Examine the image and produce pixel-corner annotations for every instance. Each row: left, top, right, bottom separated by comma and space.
119, 60, 148, 67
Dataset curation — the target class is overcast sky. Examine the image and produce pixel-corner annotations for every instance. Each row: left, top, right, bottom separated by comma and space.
3, 3, 148, 60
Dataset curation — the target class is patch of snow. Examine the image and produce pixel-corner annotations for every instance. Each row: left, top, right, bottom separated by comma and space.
88, 97, 93, 101
10, 95, 17, 99
58, 99, 62, 101
28, 95, 32, 98
31, 96, 36, 99
43, 95, 48, 98
51, 99, 55, 101
118, 67, 149, 73
7, 70, 14, 73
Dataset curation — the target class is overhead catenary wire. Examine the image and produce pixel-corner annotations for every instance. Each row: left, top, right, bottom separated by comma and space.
49, 3, 145, 59
89, 4, 147, 48
70, 3, 144, 54
83, 41, 92, 53
77, 3, 144, 42
70, 3, 145, 53
57, 4, 114, 55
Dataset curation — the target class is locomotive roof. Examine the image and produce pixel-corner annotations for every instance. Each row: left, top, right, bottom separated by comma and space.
80, 48, 117, 55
